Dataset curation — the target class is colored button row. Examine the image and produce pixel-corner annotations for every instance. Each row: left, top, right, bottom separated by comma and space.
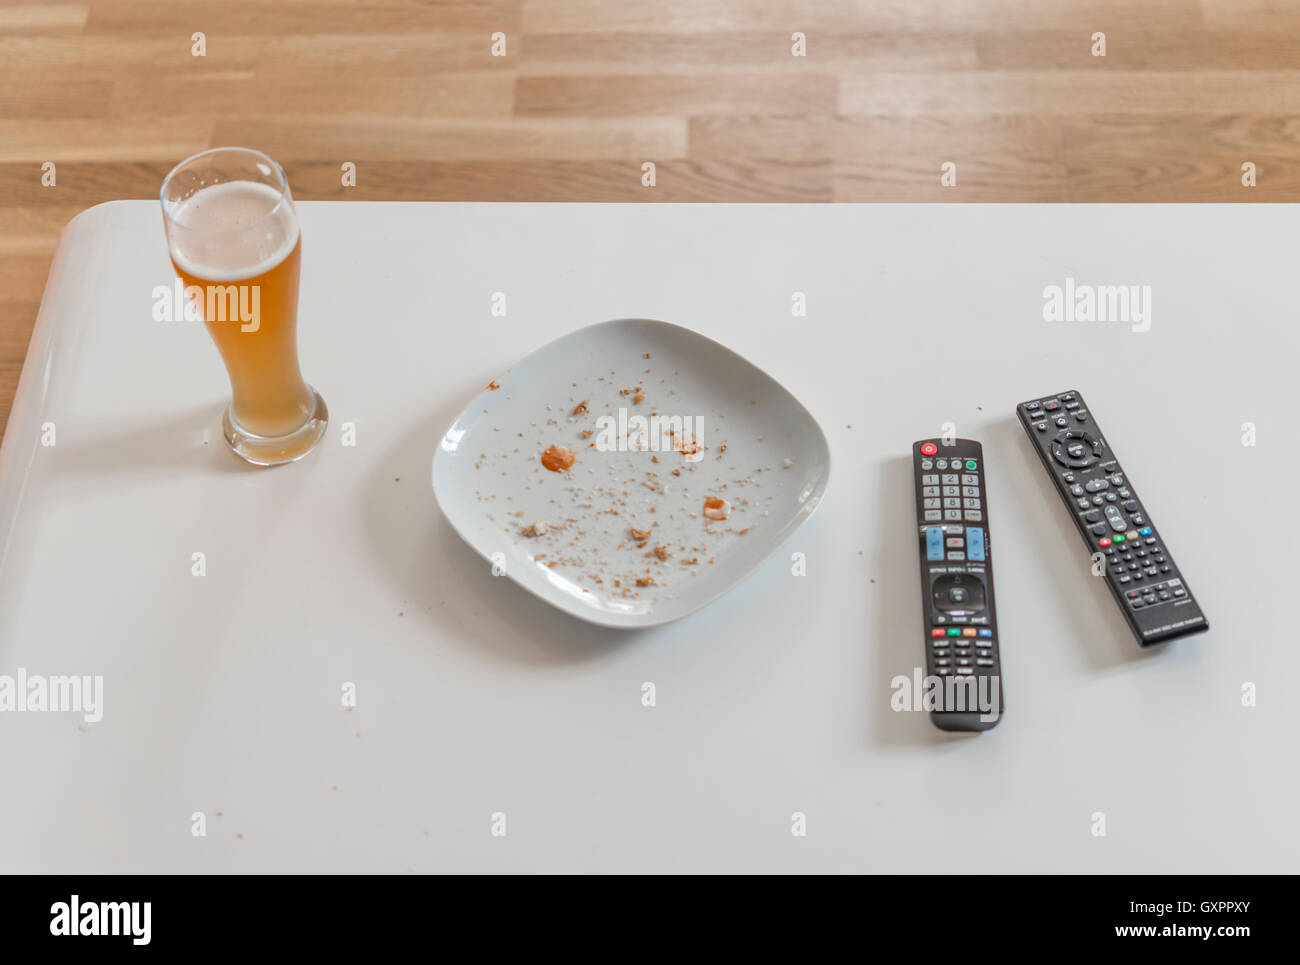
918, 444, 977, 471
1098, 526, 1153, 547
931, 627, 994, 638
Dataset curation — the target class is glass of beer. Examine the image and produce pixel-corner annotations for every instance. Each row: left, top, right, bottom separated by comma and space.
160, 147, 327, 466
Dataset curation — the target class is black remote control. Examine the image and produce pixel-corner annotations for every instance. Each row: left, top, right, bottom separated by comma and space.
1017, 390, 1208, 646
911, 439, 1004, 732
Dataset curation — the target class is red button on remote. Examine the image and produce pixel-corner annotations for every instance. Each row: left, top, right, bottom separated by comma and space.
920, 443, 938, 456
931, 628, 945, 637
1099, 537, 1112, 547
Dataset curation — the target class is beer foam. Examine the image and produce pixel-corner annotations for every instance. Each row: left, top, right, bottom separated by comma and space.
166, 180, 299, 282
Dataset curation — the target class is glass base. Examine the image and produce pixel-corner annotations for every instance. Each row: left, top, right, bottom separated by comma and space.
222, 387, 328, 466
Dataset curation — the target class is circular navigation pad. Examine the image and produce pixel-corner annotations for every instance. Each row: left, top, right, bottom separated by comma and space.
1051, 429, 1104, 468
932, 573, 987, 614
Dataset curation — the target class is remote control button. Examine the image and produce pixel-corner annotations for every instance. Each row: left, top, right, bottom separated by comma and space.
945, 537, 963, 548
963, 510, 982, 521
935, 458, 948, 469
965, 460, 977, 470
978, 629, 992, 638
923, 498, 940, 509
1173, 588, 1186, 598
1104, 506, 1127, 532
976, 658, 995, 667
936, 668, 953, 676
1085, 479, 1109, 492
920, 459, 933, 470
922, 474, 938, 485
1130, 513, 1146, 525
1089, 523, 1107, 535
1118, 575, 1130, 584
1098, 537, 1112, 547
920, 442, 937, 456
1035, 422, 1048, 432
962, 628, 977, 637
1139, 527, 1152, 536
962, 498, 980, 509
1026, 401, 1042, 410
926, 527, 944, 561
947, 628, 961, 636
945, 510, 962, 521
1055, 416, 1068, 427
962, 486, 979, 497
942, 474, 959, 485
1074, 411, 1088, 422
1043, 400, 1060, 411
923, 486, 939, 497
1110, 474, 1124, 485
947, 552, 966, 561
931, 628, 945, 637
1122, 500, 1138, 512
1084, 510, 1102, 523
1070, 484, 1085, 497
1126, 530, 1140, 541
924, 510, 941, 520
961, 475, 978, 486
966, 528, 985, 561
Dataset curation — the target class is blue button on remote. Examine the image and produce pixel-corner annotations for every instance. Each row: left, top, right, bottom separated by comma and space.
926, 527, 944, 561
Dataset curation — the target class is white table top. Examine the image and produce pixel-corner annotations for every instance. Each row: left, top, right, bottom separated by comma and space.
0, 201, 1293, 873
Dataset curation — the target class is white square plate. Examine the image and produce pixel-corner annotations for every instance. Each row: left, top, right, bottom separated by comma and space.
431, 318, 830, 628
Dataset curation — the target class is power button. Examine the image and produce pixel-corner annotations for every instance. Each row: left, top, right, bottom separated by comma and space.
920, 442, 938, 456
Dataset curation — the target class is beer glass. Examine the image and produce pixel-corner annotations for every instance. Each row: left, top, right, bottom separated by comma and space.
160, 147, 327, 466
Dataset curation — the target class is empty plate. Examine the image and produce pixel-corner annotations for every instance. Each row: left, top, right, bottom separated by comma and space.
431, 318, 830, 628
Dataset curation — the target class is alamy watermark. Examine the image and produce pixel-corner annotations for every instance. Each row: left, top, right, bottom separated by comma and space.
1043, 277, 1151, 333
50, 895, 150, 945
0, 668, 103, 723
152, 279, 260, 332
890, 669, 1001, 723
592, 408, 705, 463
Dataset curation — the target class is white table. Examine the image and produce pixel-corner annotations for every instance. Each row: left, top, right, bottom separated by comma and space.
0, 201, 1293, 873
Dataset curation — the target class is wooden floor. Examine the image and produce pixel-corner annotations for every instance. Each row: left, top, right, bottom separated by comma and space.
4, 0, 1300, 438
